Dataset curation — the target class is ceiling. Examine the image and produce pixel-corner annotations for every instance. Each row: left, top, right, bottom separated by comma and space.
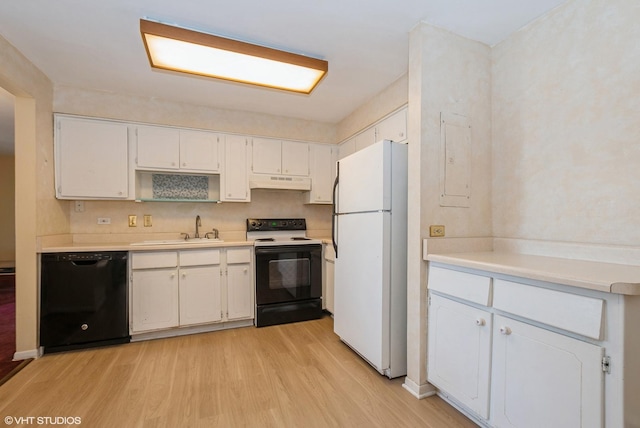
0, 0, 567, 154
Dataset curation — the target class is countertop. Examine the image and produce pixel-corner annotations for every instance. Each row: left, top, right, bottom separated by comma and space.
40, 240, 254, 253
426, 251, 640, 295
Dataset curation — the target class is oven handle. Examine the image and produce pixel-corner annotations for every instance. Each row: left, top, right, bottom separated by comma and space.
331, 161, 339, 258
255, 244, 322, 255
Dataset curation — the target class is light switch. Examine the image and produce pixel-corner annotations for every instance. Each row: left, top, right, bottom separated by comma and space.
143, 215, 152, 227
128, 215, 137, 227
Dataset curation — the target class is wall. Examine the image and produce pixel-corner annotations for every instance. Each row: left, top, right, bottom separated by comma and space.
492, 0, 640, 247
0, 32, 58, 356
0, 155, 15, 261
404, 23, 492, 397
54, 86, 336, 238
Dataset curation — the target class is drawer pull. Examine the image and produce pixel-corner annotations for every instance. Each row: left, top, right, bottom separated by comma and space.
476, 318, 486, 327
499, 326, 512, 336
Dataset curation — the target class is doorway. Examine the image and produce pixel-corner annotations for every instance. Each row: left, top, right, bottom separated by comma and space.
0, 85, 17, 381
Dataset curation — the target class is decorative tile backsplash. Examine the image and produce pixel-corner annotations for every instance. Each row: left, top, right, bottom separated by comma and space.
152, 174, 209, 200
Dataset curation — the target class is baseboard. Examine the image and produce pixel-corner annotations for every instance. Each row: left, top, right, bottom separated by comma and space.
402, 377, 436, 399
13, 348, 40, 361
130, 319, 254, 342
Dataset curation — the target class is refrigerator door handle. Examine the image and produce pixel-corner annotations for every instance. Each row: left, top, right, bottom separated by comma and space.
332, 162, 339, 258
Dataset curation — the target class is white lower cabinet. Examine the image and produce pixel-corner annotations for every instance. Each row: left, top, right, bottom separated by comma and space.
225, 249, 253, 321
427, 265, 611, 428
428, 294, 491, 419
179, 265, 222, 326
130, 247, 253, 335
131, 268, 179, 332
490, 315, 603, 428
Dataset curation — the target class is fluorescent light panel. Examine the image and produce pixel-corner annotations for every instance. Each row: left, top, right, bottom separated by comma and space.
140, 19, 328, 94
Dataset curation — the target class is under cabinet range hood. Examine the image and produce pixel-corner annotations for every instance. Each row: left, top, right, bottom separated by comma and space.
249, 174, 311, 191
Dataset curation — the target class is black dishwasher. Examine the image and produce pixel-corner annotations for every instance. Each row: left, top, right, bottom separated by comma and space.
40, 251, 130, 353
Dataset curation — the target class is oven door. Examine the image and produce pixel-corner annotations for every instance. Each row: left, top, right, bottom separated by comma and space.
255, 244, 322, 305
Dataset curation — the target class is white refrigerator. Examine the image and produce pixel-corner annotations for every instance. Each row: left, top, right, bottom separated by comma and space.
331, 139, 408, 378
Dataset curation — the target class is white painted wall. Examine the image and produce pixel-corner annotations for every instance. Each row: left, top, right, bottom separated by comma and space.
404, 22, 492, 397
492, 0, 640, 246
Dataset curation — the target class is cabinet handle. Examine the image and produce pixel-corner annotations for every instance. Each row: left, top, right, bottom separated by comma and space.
243, 268, 247, 273
182, 162, 187, 167
170, 273, 176, 278
182, 272, 186, 278
499, 326, 512, 335
476, 318, 486, 326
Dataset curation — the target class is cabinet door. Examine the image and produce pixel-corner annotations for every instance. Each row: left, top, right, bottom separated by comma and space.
355, 126, 376, 151
281, 141, 309, 176
376, 109, 407, 143
179, 265, 222, 326
490, 315, 604, 428
221, 135, 250, 202
55, 116, 129, 199
428, 294, 491, 419
179, 130, 220, 172
339, 138, 356, 160
136, 125, 180, 170
252, 137, 282, 174
131, 269, 179, 332
306, 144, 335, 204
226, 263, 253, 320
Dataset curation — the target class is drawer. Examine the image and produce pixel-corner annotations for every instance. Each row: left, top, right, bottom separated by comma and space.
227, 248, 251, 264
180, 249, 220, 267
493, 279, 604, 340
131, 251, 178, 269
428, 266, 492, 306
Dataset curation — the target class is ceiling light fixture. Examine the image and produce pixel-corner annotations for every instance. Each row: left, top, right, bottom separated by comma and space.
140, 19, 328, 94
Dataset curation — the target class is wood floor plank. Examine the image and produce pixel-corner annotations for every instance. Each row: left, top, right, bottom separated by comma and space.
0, 316, 476, 427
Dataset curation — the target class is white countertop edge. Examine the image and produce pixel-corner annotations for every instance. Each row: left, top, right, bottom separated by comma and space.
40, 240, 254, 253
426, 252, 640, 296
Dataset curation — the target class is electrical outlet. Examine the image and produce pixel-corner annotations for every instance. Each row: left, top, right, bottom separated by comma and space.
97, 217, 111, 225
143, 215, 152, 227
128, 215, 137, 227
429, 225, 445, 237
74, 201, 85, 213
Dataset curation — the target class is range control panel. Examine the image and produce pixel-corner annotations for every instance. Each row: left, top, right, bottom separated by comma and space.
246, 218, 307, 232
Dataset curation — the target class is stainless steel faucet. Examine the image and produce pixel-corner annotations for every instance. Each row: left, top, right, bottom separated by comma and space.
195, 215, 202, 238
205, 228, 219, 239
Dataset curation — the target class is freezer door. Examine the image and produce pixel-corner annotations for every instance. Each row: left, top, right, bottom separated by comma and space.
337, 140, 391, 214
333, 211, 390, 374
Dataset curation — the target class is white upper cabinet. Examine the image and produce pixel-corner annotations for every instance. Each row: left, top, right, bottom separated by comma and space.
136, 125, 221, 173
305, 144, 337, 204
252, 137, 309, 176
221, 134, 250, 202
251, 137, 282, 174
376, 108, 407, 143
338, 137, 356, 160
179, 129, 221, 172
55, 115, 130, 200
281, 140, 309, 176
136, 125, 180, 170
354, 126, 376, 152
338, 107, 407, 160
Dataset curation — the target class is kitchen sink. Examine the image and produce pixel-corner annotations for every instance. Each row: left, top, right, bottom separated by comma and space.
130, 238, 223, 246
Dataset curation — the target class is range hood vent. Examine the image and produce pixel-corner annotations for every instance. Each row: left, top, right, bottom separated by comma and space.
249, 174, 311, 191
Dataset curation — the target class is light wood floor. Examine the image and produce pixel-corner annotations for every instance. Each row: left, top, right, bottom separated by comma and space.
0, 316, 475, 427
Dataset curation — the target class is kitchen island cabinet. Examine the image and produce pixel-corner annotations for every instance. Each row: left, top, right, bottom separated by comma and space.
425, 254, 640, 428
